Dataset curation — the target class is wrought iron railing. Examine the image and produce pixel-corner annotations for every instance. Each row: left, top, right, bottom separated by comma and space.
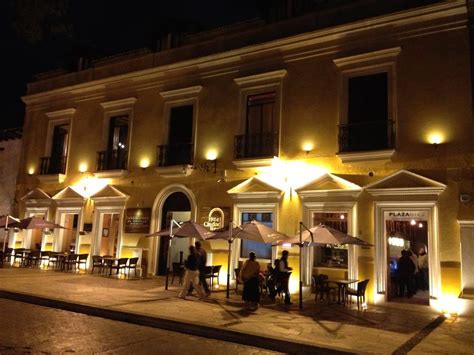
338, 119, 395, 153
39, 156, 67, 175
156, 143, 194, 167
234, 132, 279, 160
96, 149, 128, 171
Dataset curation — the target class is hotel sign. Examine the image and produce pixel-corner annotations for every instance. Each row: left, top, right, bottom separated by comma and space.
124, 208, 151, 233
200, 207, 230, 231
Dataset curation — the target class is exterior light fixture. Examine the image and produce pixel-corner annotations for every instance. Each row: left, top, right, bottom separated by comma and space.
428, 133, 443, 148
418, 222, 423, 228
139, 158, 150, 169
193, 150, 218, 173
79, 163, 88, 173
28, 167, 35, 176
410, 219, 416, 226
339, 214, 345, 220
302, 143, 314, 155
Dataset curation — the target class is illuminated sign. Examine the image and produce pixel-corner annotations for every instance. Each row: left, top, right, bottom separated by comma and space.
200, 207, 230, 231
124, 208, 151, 233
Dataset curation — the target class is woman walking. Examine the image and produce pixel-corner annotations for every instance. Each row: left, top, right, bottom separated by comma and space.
239, 251, 260, 307
179, 246, 205, 300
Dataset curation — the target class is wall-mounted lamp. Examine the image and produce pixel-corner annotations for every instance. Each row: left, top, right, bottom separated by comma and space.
193, 150, 218, 173
302, 143, 314, 155
79, 163, 88, 174
139, 158, 150, 170
428, 133, 443, 149
28, 167, 35, 176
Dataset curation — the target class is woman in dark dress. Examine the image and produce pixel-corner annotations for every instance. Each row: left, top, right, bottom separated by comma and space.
239, 251, 260, 306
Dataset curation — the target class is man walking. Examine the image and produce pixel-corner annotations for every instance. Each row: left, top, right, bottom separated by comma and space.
188, 241, 210, 296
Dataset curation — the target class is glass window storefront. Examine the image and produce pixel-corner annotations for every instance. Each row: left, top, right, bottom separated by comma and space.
240, 212, 272, 260
312, 212, 348, 269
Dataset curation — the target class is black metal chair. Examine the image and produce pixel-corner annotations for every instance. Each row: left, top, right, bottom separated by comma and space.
91, 255, 104, 274
64, 254, 78, 271
171, 262, 184, 285
126, 257, 139, 278
109, 258, 128, 277
40, 251, 50, 266
77, 254, 88, 270
25, 250, 41, 267
13, 248, 25, 265
346, 279, 370, 310
312, 274, 337, 304
208, 265, 221, 289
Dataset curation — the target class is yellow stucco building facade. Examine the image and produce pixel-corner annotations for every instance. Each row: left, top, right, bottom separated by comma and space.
16, 0, 474, 314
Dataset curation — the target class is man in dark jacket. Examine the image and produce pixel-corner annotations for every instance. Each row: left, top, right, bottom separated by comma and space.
188, 241, 210, 296
397, 250, 416, 297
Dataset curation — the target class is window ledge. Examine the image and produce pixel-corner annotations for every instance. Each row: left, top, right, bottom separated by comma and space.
36, 174, 65, 184
337, 149, 395, 163
93, 170, 128, 179
233, 157, 274, 170
155, 165, 193, 177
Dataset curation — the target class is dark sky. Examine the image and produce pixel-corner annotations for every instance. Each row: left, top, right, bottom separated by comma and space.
1, 0, 261, 130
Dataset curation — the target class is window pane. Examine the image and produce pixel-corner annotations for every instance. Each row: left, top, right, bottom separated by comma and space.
312, 212, 348, 269
241, 212, 273, 259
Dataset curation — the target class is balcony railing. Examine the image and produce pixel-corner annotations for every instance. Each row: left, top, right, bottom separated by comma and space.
96, 149, 128, 171
39, 156, 67, 175
156, 143, 194, 167
234, 132, 279, 160
338, 119, 395, 153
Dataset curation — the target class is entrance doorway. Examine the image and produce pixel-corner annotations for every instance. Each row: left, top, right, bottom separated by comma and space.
57, 214, 79, 253
385, 211, 429, 305
99, 213, 120, 257
157, 192, 191, 275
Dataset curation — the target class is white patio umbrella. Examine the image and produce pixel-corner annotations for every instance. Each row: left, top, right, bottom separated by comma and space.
0, 215, 20, 253
209, 220, 290, 298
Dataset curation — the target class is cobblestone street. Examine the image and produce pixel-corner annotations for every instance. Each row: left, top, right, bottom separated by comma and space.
0, 299, 278, 354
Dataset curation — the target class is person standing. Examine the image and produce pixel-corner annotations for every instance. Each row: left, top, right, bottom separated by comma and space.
279, 250, 293, 305
188, 241, 210, 296
417, 247, 429, 291
239, 251, 260, 307
397, 250, 416, 297
179, 246, 205, 300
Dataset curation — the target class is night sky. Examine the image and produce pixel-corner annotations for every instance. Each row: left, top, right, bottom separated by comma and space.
1, 0, 261, 130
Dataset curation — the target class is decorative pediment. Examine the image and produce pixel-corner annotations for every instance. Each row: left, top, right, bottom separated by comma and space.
52, 187, 86, 205
296, 173, 361, 198
365, 170, 446, 197
90, 185, 128, 206
227, 177, 283, 200
21, 187, 51, 201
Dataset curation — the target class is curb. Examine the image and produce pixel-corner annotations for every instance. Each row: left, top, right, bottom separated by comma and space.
0, 289, 353, 355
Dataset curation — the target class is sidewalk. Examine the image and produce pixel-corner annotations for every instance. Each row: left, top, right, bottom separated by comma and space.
0, 267, 473, 354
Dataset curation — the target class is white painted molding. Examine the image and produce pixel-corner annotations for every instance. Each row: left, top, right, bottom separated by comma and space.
36, 174, 66, 184
234, 70, 287, 86
337, 149, 395, 163
367, 187, 446, 197
45, 108, 76, 119
459, 220, 474, 227
233, 158, 274, 170
159, 86, 203, 99
333, 47, 402, 68
93, 170, 128, 179
298, 189, 361, 199
155, 165, 194, 177
100, 97, 137, 110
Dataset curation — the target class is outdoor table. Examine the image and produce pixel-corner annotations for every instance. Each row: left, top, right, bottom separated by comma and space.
327, 279, 359, 304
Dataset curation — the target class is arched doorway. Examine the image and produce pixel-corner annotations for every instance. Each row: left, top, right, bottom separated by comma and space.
157, 192, 191, 275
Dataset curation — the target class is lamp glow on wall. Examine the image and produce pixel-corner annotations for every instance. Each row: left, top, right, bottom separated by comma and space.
427, 132, 445, 148
302, 142, 314, 155
79, 162, 88, 174
139, 158, 150, 169
28, 167, 35, 176
193, 149, 218, 173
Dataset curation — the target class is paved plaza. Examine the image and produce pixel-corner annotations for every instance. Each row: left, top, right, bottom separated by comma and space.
0, 267, 473, 354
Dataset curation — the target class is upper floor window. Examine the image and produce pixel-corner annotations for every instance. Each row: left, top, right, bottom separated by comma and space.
234, 70, 286, 162
40, 109, 75, 176
334, 48, 400, 160
97, 98, 136, 172
157, 104, 194, 167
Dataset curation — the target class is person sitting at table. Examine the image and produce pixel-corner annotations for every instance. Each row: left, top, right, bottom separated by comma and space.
239, 251, 260, 307
179, 246, 205, 300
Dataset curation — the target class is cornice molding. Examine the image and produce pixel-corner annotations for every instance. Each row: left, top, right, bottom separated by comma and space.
366, 187, 446, 197
21, 1, 466, 104
333, 47, 401, 68
337, 149, 395, 163
233, 158, 274, 170
458, 220, 474, 227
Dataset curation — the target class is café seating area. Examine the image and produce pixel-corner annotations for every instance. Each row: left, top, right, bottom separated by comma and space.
0, 248, 140, 279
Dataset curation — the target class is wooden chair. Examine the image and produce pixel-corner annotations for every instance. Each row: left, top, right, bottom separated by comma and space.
64, 254, 78, 271
346, 279, 370, 310
209, 265, 221, 288
127, 257, 139, 278
13, 248, 25, 265
171, 262, 184, 285
40, 251, 50, 266
91, 255, 104, 274
25, 250, 41, 267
